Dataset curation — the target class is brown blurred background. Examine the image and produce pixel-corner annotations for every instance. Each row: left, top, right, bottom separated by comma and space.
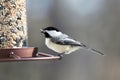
0, 0, 120, 80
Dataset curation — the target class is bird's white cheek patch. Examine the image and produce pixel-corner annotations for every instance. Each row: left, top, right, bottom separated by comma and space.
46, 30, 62, 36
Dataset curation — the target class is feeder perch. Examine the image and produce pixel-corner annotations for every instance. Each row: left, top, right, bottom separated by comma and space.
0, 47, 60, 62
0, 0, 60, 62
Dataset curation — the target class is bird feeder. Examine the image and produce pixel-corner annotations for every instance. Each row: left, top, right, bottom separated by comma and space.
0, 0, 60, 62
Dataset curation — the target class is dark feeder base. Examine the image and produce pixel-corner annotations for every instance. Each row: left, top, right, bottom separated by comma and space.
0, 47, 60, 62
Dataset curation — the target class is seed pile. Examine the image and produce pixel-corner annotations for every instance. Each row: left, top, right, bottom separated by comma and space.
0, 0, 27, 48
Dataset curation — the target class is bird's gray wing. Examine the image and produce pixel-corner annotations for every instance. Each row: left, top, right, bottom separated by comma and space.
51, 35, 85, 47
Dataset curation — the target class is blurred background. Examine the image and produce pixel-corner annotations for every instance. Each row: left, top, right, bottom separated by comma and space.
0, 0, 120, 80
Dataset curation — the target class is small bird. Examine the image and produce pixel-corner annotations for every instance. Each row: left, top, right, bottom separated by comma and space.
40, 27, 104, 58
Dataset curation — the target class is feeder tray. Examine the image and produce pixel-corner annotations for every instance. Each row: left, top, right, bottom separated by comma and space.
0, 47, 60, 62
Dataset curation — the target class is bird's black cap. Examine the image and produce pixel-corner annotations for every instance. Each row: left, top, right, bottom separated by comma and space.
41, 27, 60, 38
43, 27, 60, 31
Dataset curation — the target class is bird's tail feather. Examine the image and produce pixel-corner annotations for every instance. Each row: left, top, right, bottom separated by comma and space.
88, 48, 104, 55
80, 43, 104, 55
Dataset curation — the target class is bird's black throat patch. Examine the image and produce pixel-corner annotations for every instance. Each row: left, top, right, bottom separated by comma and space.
44, 32, 51, 38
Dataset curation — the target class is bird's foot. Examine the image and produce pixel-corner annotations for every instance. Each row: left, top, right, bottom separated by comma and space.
57, 54, 63, 60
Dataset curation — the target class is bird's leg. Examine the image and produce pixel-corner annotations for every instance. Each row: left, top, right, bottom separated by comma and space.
57, 54, 63, 60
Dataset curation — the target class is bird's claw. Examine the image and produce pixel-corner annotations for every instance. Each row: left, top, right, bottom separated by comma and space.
58, 54, 63, 60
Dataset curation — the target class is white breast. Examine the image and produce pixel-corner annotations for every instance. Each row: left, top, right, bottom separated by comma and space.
45, 38, 80, 54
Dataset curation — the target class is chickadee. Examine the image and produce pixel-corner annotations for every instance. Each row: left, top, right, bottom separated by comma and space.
40, 27, 104, 58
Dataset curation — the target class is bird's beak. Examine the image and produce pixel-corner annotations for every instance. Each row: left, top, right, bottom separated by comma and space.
40, 29, 45, 33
